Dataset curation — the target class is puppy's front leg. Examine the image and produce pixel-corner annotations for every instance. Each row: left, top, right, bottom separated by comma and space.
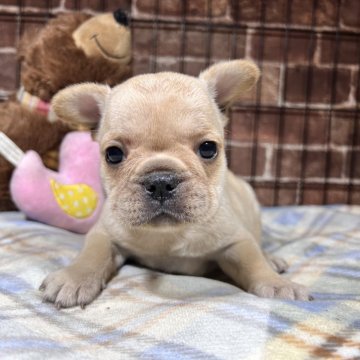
40, 225, 123, 309
217, 234, 310, 300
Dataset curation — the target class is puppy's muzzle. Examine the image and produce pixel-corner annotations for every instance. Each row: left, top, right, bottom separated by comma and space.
143, 172, 181, 204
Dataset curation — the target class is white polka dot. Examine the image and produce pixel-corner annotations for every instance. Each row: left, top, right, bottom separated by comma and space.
83, 197, 88, 204
59, 194, 65, 200
73, 201, 79, 207
78, 187, 84, 193
86, 207, 92, 214
63, 205, 69, 210
76, 211, 83, 217
68, 191, 74, 196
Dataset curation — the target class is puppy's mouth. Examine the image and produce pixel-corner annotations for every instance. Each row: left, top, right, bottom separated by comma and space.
147, 207, 186, 227
150, 212, 179, 226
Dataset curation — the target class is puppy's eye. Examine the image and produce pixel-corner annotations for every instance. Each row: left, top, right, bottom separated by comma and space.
105, 146, 124, 164
198, 141, 217, 159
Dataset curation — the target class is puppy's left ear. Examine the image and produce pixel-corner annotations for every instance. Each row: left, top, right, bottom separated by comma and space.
199, 60, 260, 109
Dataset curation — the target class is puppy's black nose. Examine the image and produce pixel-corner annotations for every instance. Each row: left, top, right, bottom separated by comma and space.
143, 172, 179, 203
113, 9, 129, 26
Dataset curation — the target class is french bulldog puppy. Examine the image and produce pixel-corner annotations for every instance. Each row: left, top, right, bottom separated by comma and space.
40, 60, 311, 308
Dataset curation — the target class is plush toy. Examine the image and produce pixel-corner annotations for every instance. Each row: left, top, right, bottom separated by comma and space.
0, 9, 131, 210
0, 131, 104, 233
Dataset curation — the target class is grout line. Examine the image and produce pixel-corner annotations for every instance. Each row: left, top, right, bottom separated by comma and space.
0, 47, 16, 54
263, 145, 273, 179
278, 62, 285, 106
244, 28, 254, 59
239, 175, 360, 186
226, 140, 360, 152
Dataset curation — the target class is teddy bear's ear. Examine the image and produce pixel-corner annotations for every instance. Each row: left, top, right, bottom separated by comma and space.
51, 83, 110, 128
199, 60, 260, 109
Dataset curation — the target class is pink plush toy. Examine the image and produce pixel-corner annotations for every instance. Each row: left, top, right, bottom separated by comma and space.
0, 131, 104, 233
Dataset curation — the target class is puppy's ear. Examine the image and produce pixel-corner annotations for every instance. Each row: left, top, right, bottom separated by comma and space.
51, 83, 110, 128
199, 60, 260, 109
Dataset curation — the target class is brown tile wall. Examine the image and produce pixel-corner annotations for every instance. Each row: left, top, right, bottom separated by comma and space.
0, 0, 359, 205
130, 0, 360, 206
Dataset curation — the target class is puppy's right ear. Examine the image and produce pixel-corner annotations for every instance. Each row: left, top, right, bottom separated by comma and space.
51, 83, 110, 128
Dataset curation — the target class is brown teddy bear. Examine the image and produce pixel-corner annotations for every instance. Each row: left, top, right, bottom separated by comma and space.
0, 9, 131, 210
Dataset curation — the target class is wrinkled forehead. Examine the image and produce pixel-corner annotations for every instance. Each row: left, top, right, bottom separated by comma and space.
101, 73, 223, 138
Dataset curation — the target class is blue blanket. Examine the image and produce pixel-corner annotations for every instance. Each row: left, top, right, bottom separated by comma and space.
0, 206, 359, 359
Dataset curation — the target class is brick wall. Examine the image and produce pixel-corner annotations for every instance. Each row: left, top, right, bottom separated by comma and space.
0, 0, 359, 205
131, 0, 360, 206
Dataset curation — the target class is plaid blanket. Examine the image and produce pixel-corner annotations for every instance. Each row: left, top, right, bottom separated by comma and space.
0, 206, 359, 359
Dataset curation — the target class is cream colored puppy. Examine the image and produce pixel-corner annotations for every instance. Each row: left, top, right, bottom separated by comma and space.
40, 60, 310, 308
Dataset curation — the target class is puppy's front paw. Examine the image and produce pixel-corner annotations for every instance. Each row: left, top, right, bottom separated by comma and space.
267, 255, 289, 274
248, 276, 311, 301
40, 266, 105, 309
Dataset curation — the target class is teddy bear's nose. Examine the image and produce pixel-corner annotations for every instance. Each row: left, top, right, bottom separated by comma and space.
113, 9, 128, 26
